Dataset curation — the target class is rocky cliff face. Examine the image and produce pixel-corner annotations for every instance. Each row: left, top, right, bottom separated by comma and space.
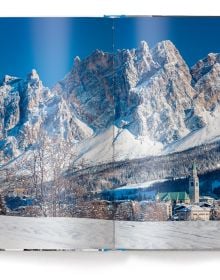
52, 51, 115, 132
114, 40, 202, 144
0, 69, 93, 163
55, 40, 206, 146
1, 40, 220, 167
192, 53, 220, 111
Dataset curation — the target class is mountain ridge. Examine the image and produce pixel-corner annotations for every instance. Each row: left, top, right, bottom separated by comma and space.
1, 39, 220, 168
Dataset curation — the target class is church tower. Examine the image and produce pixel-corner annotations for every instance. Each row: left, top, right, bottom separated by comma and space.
189, 162, 200, 204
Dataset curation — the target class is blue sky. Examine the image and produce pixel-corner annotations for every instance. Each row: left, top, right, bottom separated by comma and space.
0, 18, 113, 87
1, 17, 220, 87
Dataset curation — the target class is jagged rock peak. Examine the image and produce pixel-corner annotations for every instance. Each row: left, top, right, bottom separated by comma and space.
74, 56, 81, 66
153, 39, 177, 52
92, 49, 105, 57
1, 75, 19, 85
139, 40, 150, 53
191, 53, 220, 83
191, 53, 220, 111
157, 39, 174, 47
27, 69, 40, 82
151, 40, 183, 65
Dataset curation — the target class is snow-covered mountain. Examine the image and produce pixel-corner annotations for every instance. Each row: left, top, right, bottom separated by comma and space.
0, 69, 93, 164
1, 40, 220, 167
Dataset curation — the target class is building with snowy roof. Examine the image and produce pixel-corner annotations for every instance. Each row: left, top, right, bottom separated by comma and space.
199, 196, 214, 205
174, 204, 211, 221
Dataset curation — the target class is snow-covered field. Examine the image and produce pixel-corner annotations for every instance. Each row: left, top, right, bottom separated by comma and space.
1, 216, 220, 250
0, 216, 114, 250
115, 220, 220, 250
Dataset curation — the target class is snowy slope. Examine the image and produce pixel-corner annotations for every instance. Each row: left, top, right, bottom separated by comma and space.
115, 179, 168, 190
74, 126, 115, 165
113, 126, 163, 161
71, 105, 220, 164
74, 125, 163, 165
166, 105, 220, 153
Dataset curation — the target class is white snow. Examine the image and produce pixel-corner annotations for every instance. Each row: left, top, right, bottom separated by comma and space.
74, 125, 163, 165
74, 104, 220, 165
0, 216, 114, 250
115, 220, 220, 250
5, 103, 220, 170
113, 126, 163, 161
0, 216, 220, 250
165, 105, 220, 154
74, 126, 115, 165
115, 179, 168, 190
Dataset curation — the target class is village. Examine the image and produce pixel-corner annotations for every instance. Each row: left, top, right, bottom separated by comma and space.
70, 162, 220, 222
1, 162, 220, 222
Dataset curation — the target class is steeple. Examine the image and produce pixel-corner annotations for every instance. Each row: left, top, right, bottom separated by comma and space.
189, 162, 200, 204
192, 162, 197, 175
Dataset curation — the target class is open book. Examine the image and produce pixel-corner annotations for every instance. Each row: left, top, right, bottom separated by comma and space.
1, 16, 220, 250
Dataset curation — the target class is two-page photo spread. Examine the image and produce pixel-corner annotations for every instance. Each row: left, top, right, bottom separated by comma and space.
1, 17, 220, 250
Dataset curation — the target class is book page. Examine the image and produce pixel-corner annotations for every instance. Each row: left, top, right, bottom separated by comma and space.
0, 17, 115, 250
113, 16, 220, 250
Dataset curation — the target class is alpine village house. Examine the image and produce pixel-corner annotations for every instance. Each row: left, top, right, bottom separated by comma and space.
157, 163, 214, 221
